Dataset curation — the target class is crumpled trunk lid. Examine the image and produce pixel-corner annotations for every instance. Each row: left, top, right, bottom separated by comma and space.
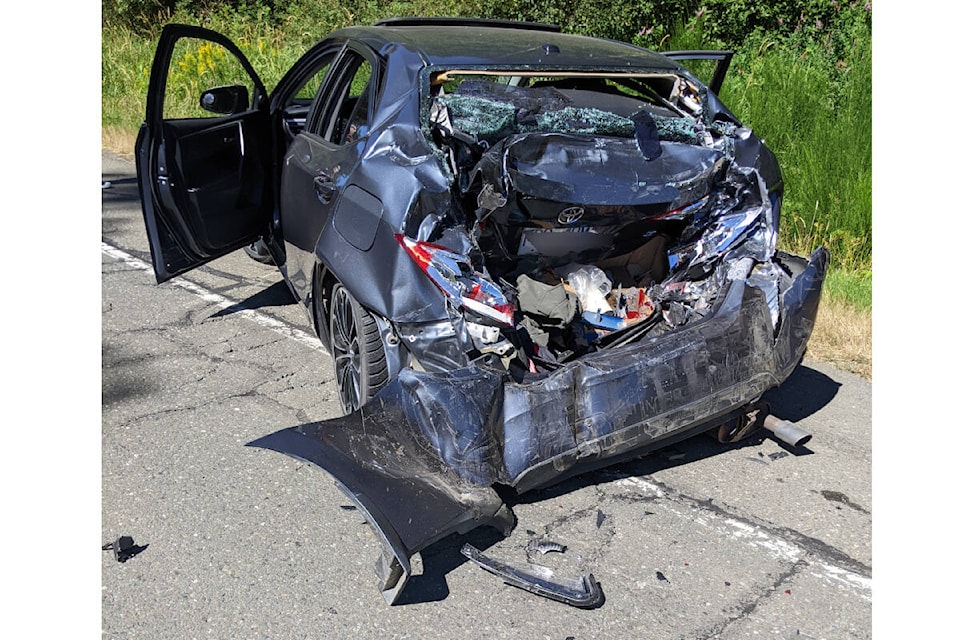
474, 132, 725, 208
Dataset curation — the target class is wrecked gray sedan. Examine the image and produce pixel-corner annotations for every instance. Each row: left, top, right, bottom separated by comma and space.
137, 18, 827, 605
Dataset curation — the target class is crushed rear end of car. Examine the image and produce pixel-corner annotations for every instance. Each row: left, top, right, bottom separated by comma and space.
251, 60, 829, 604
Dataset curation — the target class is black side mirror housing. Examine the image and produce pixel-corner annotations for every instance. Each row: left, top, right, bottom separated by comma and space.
199, 85, 250, 115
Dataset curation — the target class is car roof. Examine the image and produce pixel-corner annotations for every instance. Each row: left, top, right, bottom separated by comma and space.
331, 21, 680, 71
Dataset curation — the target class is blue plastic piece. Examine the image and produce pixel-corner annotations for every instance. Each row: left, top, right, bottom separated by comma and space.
581, 311, 624, 330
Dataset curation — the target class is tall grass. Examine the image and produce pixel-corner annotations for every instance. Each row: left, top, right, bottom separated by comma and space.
102, 24, 156, 141
102, 3, 353, 147
724, 37, 871, 274
656, 19, 872, 281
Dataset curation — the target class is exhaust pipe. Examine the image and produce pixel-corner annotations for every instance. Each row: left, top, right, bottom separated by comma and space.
762, 415, 812, 447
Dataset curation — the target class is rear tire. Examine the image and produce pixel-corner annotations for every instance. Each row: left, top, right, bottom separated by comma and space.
328, 283, 388, 413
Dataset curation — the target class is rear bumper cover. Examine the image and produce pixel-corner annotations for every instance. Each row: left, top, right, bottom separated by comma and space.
250, 247, 828, 603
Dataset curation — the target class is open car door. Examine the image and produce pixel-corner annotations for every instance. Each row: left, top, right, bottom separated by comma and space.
662, 50, 734, 95
136, 24, 272, 283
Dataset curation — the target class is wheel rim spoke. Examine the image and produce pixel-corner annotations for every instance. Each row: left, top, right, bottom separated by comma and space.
332, 288, 362, 413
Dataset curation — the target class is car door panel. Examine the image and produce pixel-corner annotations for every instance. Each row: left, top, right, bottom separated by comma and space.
136, 24, 271, 283
280, 45, 378, 303
281, 133, 364, 302
161, 116, 268, 246
279, 134, 335, 299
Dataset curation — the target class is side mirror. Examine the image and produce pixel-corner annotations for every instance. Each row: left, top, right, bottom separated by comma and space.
199, 85, 250, 115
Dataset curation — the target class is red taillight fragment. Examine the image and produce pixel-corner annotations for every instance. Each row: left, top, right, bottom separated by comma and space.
396, 234, 515, 326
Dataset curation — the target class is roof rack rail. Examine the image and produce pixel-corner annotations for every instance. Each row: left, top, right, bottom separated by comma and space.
373, 17, 561, 33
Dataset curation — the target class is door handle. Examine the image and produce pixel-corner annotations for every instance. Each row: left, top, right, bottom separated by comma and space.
314, 174, 337, 204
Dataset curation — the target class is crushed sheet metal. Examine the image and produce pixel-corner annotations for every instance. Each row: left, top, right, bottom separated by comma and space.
250, 249, 827, 604
247, 384, 517, 604
471, 133, 725, 207
461, 543, 604, 608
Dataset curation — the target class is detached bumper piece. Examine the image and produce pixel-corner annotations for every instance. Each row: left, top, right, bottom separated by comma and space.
461, 543, 604, 608
251, 248, 827, 605
248, 421, 516, 604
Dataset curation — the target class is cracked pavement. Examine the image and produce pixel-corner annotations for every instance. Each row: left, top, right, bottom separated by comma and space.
102, 150, 871, 638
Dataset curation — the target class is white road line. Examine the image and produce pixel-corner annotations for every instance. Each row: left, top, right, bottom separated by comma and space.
614, 476, 872, 600
101, 241, 327, 353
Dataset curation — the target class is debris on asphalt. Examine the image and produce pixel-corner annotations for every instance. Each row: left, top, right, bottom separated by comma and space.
461, 543, 604, 608
102, 535, 147, 563
526, 539, 567, 555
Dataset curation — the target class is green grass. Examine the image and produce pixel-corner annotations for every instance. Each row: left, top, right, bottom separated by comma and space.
823, 269, 871, 311
722, 36, 871, 272
656, 17, 872, 315
102, 4, 353, 136
101, 24, 156, 136
727, 37, 871, 309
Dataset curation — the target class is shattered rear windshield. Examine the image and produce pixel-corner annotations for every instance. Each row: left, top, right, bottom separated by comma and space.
422, 69, 705, 145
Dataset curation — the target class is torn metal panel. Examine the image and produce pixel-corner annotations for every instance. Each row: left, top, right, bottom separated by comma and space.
308, 122, 457, 325
251, 248, 827, 603
472, 134, 726, 207
247, 385, 516, 604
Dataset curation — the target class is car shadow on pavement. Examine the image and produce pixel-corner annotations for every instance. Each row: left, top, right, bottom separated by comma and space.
101, 175, 140, 205
212, 280, 298, 316
760, 363, 842, 423
394, 527, 506, 605
102, 175, 145, 239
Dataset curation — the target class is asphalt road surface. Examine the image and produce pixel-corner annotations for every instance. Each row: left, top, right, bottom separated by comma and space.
102, 150, 872, 639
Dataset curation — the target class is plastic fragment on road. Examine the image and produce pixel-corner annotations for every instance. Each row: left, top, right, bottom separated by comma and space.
596, 509, 607, 528
526, 539, 568, 555
461, 543, 603, 608
102, 535, 147, 563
